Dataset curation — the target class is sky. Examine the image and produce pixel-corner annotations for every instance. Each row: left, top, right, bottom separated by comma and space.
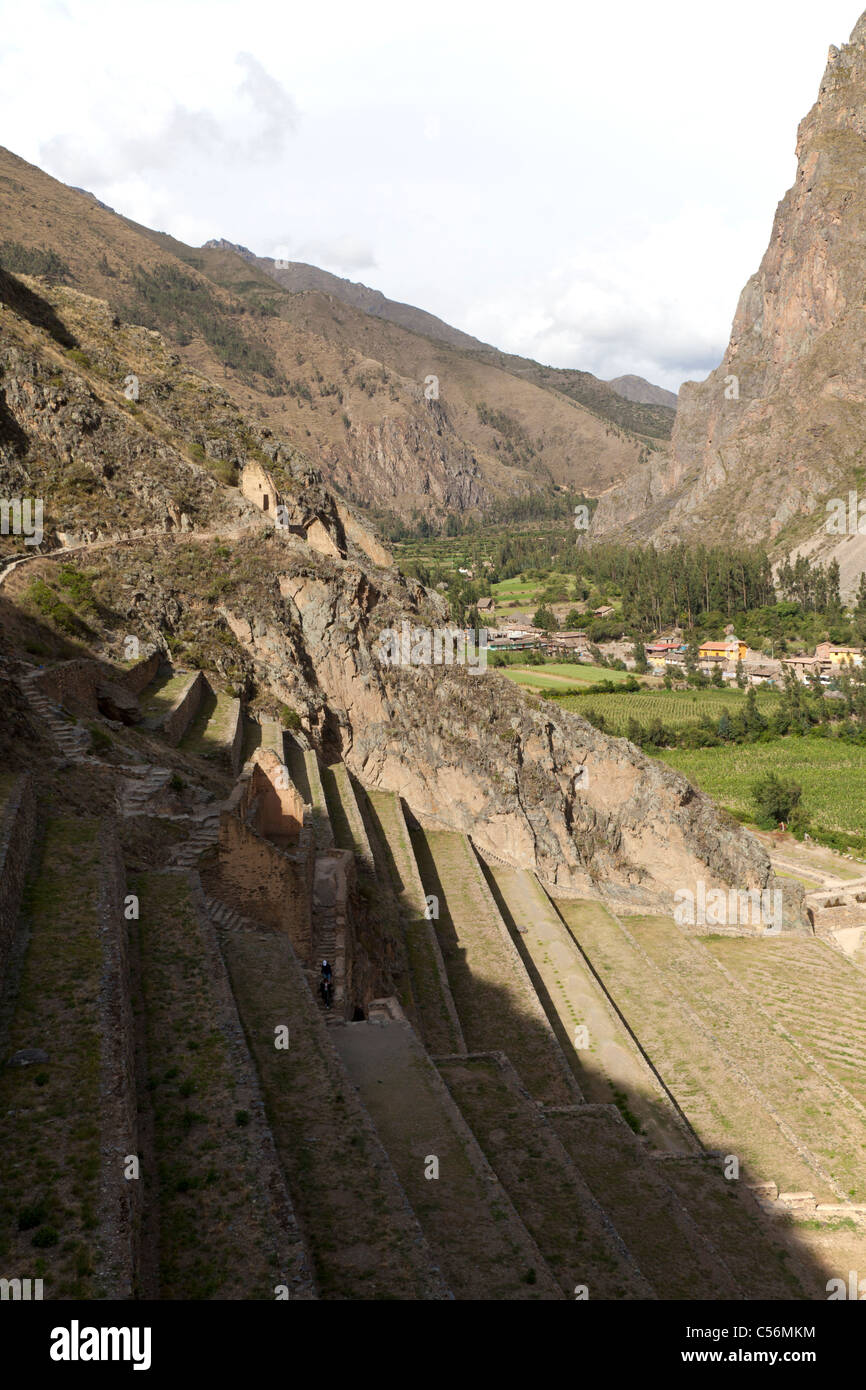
0, 0, 863, 391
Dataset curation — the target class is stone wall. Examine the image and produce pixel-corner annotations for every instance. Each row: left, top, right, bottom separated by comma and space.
0, 773, 36, 995
34, 658, 102, 715
95, 822, 140, 1299
122, 650, 161, 695
31, 651, 159, 711
228, 697, 244, 775
162, 670, 206, 746
234, 751, 305, 839
240, 460, 279, 516
216, 812, 314, 959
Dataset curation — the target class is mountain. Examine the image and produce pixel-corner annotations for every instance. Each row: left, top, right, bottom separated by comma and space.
608, 374, 678, 409
203, 238, 494, 353
591, 10, 866, 587
0, 146, 680, 534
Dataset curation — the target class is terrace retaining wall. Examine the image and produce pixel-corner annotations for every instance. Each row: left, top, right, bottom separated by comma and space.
162, 671, 206, 746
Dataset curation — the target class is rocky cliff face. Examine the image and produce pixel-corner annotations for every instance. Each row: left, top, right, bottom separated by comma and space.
87, 528, 805, 928
593, 12, 866, 561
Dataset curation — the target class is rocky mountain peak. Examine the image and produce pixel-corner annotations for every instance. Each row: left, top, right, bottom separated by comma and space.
590, 10, 866, 572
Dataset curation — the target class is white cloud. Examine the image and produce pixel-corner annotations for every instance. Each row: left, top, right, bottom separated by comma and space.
0, 0, 862, 389
38, 51, 298, 184
462, 208, 769, 390
272, 236, 377, 273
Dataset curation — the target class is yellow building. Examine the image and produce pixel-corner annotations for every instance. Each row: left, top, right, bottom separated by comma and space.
699, 638, 747, 666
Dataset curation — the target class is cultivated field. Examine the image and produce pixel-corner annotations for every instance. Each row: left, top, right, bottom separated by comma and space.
660, 738, 866, 839
555, 686, 782, 732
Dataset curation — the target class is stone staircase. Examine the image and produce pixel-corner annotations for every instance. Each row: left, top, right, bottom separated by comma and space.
204, 893, 260, 934
18, 672, 90, 758
118, 765, 173, 816
165, 809, 222, 870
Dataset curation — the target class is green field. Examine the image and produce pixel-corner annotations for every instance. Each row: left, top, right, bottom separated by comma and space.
502, 663, 633, 691
553, 686, 782, 732
658, 738, 866, 839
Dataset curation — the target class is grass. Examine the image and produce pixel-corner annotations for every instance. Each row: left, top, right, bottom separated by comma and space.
437, 1056, 644, 1298
557, 900, 830, 1199
133, 873, 280, 1298
0, 772, 17, 816
333, 1022, 555, 1299
219, 927, 437, 1298
501, 662, 632, 692
411, 829, 574, 1106
631, 915, 866, 1201
140, 670, 195, 722
179, 689, 239, 762
0, 820, 102, 1298
657, 737, 866, 839
366, 789, 463, 1054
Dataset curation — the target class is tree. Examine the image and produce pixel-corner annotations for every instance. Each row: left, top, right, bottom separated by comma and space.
735, 659, 747, 689
751, 772, 807, 831
632, 640, 648, 674
744, 686, 767, 734
533, 605, 558, 632
710, 666, 724, 688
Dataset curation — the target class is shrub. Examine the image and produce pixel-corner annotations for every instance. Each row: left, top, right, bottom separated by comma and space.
279, 705, 301, 730
32, 1226, 60, 1248
18, 1202, 47, 1231
88, 724, 112, 754
66, 347, 91, 370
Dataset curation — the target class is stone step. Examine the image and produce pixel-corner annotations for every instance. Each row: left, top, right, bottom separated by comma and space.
134, 871, 313, 1298
485, 863, 689, 1153
437, 1053, 655, 1299
217, 925, 449, 1299
334, 1015, 562, 1300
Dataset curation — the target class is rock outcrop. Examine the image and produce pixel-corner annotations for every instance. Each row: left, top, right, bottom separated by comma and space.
592, 11, 866, 572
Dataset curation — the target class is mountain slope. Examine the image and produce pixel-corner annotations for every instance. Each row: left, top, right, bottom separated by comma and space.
0, 146, 667, 528
204, 239, 676, 441
591, 10, 866, 575
609, 375, 678, 409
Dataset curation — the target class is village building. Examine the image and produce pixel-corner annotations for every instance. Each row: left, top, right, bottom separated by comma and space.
646, 640, 686, 671
542, 630, 590, 657
699, 636, 747, 669
815, 642, 863, 668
